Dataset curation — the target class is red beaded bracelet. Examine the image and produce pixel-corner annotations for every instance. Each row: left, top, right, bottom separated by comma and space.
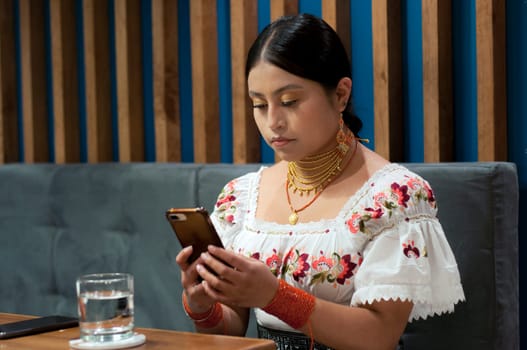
262, 279, 316, 329
182, 293, 223, 328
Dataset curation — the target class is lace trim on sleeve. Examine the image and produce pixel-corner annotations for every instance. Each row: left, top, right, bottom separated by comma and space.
351, 283, 465, 321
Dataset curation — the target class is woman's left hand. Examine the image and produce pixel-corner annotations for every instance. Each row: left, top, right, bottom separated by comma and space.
196, 245, 279, 309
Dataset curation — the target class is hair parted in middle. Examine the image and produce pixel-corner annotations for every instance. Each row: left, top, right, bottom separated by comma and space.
245, 13, 363, 136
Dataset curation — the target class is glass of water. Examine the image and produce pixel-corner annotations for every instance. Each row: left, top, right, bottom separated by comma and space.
76, 273, 134, 343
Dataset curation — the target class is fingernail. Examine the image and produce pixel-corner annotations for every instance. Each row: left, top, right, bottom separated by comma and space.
201, 252, 209, 260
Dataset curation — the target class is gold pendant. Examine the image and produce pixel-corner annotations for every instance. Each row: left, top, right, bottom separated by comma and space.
289, 212, 299, 225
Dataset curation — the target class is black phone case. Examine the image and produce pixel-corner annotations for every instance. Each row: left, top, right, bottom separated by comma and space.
0, 315, 78, 339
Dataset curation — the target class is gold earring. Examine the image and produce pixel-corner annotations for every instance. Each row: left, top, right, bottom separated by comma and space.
336, 114, 351, 155
339, 113, 370, 144
357, 137, 370, 143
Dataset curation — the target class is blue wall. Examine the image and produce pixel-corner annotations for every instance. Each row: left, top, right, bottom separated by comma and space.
507, 0, 527, 339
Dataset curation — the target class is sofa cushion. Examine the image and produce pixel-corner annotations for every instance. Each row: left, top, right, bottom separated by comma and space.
0, 162, 519, 350
401, 162, 519, 350
0, 163, 203, 330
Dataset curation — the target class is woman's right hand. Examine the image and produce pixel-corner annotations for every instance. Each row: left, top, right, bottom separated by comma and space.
176, 246, 217, 313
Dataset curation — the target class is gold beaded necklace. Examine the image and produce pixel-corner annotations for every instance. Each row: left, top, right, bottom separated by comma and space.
287, 149, 343, 195
286, 128, 358, 225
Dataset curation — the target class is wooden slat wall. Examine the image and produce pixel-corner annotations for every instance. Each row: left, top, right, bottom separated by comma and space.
322, 0, 351, 58
50, 0, 80, 163
371, 0, 403, 161
0, 33, 3, 164
270, 0, 298, 20
476, 0, 507, 161
152, 0, 181, 162
190, 0, 220, 163
230, 0, 260, 164
0, 36, 3, 163
83, 0, 113, 162
19, 0, 49, 162
0, 1, 511, 164
422, 0, 453, 162
115, 0, 144, 162
0, 0, 19, 163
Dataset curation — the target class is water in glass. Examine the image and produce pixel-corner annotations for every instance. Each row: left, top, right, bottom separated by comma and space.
76, 273, 134, 343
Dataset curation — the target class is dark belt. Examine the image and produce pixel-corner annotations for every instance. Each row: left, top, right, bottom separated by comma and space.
257, 324, 333, 350
257, 324, 404, 350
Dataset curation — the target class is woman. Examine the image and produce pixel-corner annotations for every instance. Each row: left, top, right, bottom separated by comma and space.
176, 13, 464, 350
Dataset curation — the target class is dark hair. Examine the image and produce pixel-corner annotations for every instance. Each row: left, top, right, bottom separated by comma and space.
245, 13, 362, 135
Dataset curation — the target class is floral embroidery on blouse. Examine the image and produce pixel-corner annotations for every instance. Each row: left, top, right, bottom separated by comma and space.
248, 248, 363, 286
402, 240, 427, 258
406, 175, 436, 207
390, 183, 410, 207
215, 180, 238, 224
310, 252, 362, 286
234, 248, 261, 261
345, 176, 437, 236
265, 249, 282, 276
282, 249, 310, 284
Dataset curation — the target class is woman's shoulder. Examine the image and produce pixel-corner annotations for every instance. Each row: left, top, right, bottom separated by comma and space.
369, 162, 432, 186
223, 166, 264, 187
358, 145, 434, 194
212, 166, 265, 226
343, 163, 438, 235
365, 163, 437, 210
215, 167, 265, 204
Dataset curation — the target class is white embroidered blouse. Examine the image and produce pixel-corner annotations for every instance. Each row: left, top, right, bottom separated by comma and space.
210, 163, 465, 332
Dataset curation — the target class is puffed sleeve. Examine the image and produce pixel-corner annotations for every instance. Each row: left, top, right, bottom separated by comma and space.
348, 170, 465, 321
209, 171, 255, 249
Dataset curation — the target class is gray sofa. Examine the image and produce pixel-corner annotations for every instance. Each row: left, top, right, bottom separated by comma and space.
0, 162, 519, 349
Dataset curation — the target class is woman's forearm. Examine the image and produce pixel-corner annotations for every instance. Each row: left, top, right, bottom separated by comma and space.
298, 298, 412, 350
195, 304, 250, 337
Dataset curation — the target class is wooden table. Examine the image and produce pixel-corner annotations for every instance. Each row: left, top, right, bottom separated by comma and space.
0, 313, 276, 349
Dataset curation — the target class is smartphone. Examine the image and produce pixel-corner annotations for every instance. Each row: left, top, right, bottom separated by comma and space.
166, 207, 224, 264
0, 315, 78, 339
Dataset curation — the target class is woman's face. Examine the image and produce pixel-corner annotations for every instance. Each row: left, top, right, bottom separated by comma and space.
247, 61, 350, 162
